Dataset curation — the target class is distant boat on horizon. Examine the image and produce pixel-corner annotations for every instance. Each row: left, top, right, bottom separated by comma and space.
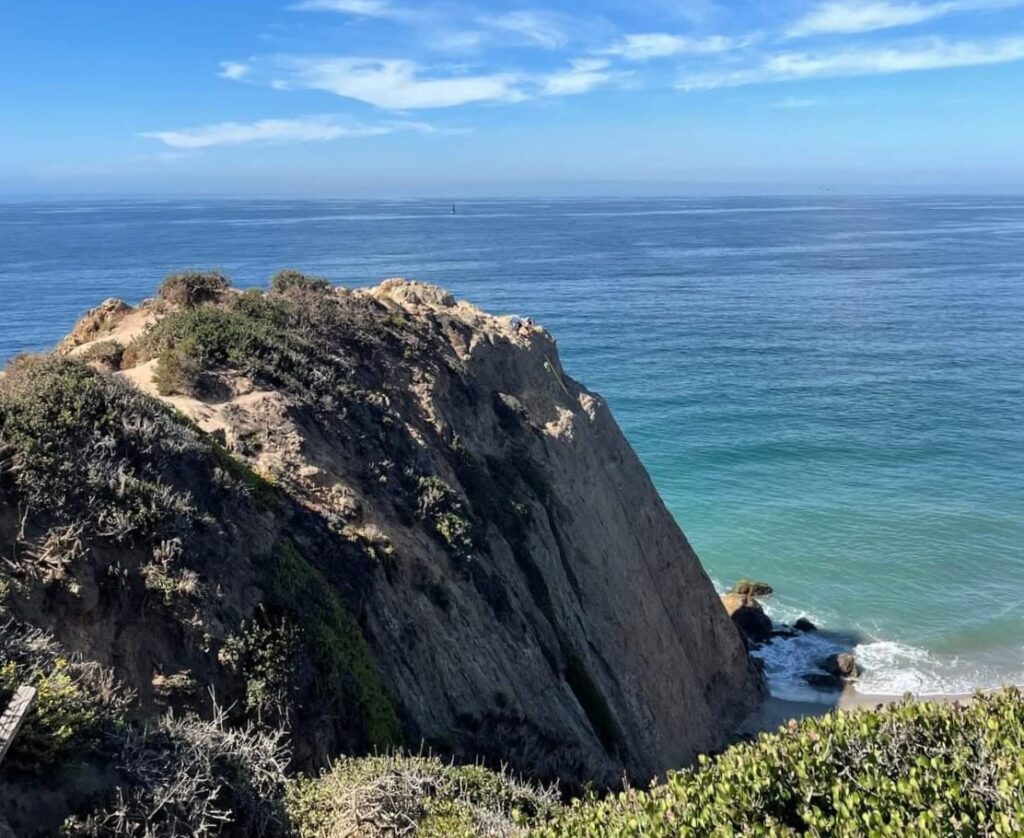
451, 203, 457, 215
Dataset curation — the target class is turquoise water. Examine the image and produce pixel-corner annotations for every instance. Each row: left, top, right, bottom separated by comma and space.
2, 196, 1022, 697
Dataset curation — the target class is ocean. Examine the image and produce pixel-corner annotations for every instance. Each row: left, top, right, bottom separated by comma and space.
2, 196, 1022, 701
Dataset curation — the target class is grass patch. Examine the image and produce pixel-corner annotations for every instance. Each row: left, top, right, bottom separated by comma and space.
265, 540, 400, 751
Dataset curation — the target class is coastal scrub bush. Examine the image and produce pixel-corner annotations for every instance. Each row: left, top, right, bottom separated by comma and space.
269, 269, 332, 296
416, 475, 476, 560
220, 610, 302, 723
64, 703, 292, 837
158, 270, 231, 307
124, 297, 348, 411
286, 753, 561, 838
0, 357, 199, 549
78, 340, 124, 372
153, 347, 202, 396
0, 617, 131, 771
537, 689, 1024, 837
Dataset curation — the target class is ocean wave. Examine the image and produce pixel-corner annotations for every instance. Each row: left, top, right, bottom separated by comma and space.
853, 641, 1023, 696
719, 584, 1024, 701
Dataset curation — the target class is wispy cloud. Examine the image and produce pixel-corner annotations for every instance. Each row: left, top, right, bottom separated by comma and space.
541, 59, 613, 95
602, 32, 753, 61
680, 35, 1024, 89
480, 11, 568, 49
771, 96, 826, 108
428, 30, 488, 54
272, 57, 525, 109
292, 0, 401, 17
218, 61, 251, 81
787, 0, 1024, 38
141, 116, 434, 149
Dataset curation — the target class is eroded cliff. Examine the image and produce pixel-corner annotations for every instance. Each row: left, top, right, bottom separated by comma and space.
1, 271, 763, 829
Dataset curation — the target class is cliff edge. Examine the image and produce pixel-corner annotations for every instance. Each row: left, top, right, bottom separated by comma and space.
1, 271, 762, 828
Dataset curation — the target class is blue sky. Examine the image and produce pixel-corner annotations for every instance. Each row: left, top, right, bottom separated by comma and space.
3, 0, 1024, 195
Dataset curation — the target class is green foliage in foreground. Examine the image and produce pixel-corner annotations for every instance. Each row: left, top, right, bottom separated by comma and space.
537, 689, 1024, 837
281, 691, 1024, 837
287, 753, 561, 838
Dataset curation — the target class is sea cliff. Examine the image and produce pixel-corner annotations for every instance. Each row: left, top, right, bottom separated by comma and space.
0, 271, 763, 833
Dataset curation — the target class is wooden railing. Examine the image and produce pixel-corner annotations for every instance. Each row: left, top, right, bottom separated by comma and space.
0, 685, 37, 765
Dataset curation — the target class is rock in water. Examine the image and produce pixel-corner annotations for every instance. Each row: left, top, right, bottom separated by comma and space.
819, 653, 862, 680
730, 579, 774, 597
794, 617, 818, 633
721, 593, 774, 645
803, 672, 845, 691
1, 276, 765, 792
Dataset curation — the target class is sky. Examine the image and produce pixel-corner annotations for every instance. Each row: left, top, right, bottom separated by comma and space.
2, 0, 1024, 196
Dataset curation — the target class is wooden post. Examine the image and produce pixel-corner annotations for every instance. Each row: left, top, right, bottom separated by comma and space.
0, 685, 36, 765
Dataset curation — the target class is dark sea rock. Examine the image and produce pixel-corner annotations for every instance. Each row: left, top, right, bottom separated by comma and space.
721, 593, 773, 645
803, 672, 845, 691
730, 579, 774, 597
819, 653, 862, 680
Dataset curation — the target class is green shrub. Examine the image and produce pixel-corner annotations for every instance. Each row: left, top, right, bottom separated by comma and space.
269, 269, 332, 296
0, 619, 130, 772
0, 357, 199, 549
123, 298, 347, 412
287, 753, 561, 838
78, 340, 124, 371
221, 611, 302, 723
537, 689, 1024, 837
158, 270, 231, 307
140, 538, 202, 611
416, 476, 475, 560
153, 347, 202, 396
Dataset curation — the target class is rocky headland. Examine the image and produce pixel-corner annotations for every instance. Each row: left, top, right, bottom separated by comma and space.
0, 271, 765, 833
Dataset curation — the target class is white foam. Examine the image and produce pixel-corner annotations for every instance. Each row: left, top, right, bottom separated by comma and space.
854, 640, 1024, 697
719, 584, 1024, 700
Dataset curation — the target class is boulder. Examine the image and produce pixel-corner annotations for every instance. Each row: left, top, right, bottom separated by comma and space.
730, 579, 774, 597
803, 672, 844, 691
721, 593, 773, 645
57, 298, 131, 351
819, 653, 862, 680
794, 617, 817, 633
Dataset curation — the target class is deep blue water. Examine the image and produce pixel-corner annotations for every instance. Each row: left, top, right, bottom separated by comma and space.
2, 196, 1023, 698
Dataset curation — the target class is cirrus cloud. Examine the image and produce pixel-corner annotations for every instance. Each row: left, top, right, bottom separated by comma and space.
541, 59, 613, 95
679, 35, 1024, 89
787, 0, 1024, 38
480, 11, 568, 49
602, 32, 755, 61
271, 57, 526, 109
141, 116, 435, 149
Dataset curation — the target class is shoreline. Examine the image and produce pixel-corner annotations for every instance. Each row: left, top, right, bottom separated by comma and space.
742, 684, 1009, 736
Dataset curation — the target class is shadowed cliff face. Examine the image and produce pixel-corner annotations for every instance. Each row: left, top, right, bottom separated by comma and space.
2, 274, 764, 794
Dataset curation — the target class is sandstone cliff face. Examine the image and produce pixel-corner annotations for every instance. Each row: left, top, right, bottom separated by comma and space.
3, 276, 763, 792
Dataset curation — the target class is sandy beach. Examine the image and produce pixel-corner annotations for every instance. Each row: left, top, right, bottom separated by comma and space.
741, 686, 993, 736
